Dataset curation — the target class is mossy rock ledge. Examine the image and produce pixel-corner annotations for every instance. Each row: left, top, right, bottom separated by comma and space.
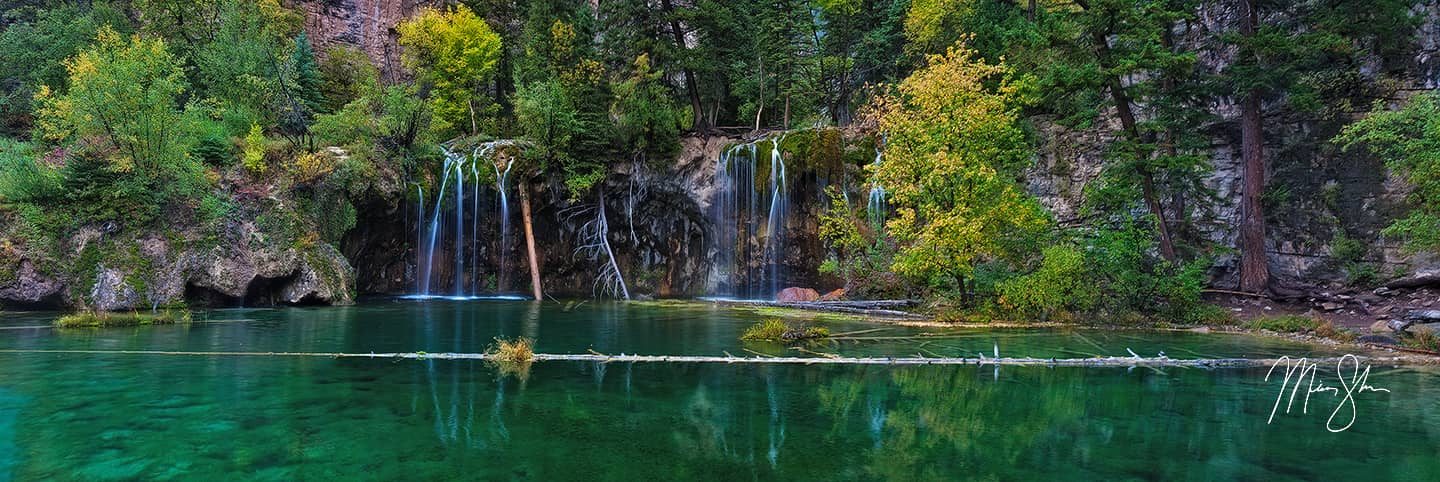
1, 221, 355, 311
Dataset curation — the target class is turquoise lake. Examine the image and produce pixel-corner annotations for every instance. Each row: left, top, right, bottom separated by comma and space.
1, 300, 1437, 480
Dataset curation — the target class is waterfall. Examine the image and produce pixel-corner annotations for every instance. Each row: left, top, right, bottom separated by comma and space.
866, 146, 886, 228
710, 133, 790, 300
410, 141, 528, 300
490, 144, 514, 293
453, 153, 465, 297
765, 134, 788, 298
419, 151, 453, 296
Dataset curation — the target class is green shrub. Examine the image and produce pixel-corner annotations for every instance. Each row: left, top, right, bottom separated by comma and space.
1246, 315, 1322, 333
997, 245, 1098, 319
193, 128, 235, 166
55, 309, 191, 328
242, 123, 267, 175
0, 139, 62, 203
741, 319, 789, 341
740, 319, 830, 342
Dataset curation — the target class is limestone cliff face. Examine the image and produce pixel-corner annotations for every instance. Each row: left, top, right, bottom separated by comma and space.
1025, 1, 1440, 292
287, 0, 430, 81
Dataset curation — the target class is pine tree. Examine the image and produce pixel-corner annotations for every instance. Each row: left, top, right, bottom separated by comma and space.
290, 32, 324, 114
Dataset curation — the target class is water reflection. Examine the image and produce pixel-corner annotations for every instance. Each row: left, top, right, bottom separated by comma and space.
389, 360, 1440, 480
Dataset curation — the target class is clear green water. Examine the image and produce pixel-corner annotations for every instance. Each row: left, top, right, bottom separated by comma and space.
1, 300, 1437, 480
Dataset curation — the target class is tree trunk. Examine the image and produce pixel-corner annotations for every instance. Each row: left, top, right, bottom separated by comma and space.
1090, 30, 1178, 263
1238, 0, 1270, 293
520, 182, 543, 301
660, 0, 707, 131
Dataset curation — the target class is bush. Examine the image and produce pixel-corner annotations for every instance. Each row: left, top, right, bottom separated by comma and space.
740, 319, 830, 342
997, 245, 1098, 319
0, 139, 62, 203
1246, 315, 1322, 333
55, 308, 191, 328
1085, 221, 1209, 323
242, 123, 266, 175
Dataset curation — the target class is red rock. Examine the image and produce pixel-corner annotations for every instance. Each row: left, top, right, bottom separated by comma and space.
776, 287, 820, 303
818, 288, 845, 301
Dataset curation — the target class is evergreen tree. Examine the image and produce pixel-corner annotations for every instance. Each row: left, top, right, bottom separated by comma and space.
290, 32, 323, 114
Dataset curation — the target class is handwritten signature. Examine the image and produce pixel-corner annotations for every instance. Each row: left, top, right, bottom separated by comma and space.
1265, 354, 1391, 432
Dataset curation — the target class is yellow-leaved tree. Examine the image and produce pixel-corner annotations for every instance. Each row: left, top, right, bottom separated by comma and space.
397, 5, 502, 136
873, 42, 1049, 294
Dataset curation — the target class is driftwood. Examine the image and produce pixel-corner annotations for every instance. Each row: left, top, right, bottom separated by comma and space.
3, 349, 1435, 367
716, 299, 928, 320
1386, 269, 1440, 289
1200, 289, 1271, 298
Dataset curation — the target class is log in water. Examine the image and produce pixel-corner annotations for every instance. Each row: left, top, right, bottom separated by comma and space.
1, 349, 1433, 367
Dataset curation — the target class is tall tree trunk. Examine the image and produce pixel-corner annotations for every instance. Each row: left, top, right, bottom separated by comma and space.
520, 182, 543, 301
1238, 0, 1270, 293
1090, 31, 1178, 263
660, 0, 707, 131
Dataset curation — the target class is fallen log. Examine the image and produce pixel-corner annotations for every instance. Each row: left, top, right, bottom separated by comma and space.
715, 299, 929, 320
1386, 269, 1440, 289
2, 349, 1435, 367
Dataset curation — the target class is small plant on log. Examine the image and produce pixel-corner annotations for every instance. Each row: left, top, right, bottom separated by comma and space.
740, 319, 830, 342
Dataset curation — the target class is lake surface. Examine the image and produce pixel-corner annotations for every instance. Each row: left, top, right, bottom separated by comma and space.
1, 300, 1437, 480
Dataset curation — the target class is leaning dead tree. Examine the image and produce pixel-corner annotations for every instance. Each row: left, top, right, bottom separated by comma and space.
568, 189, 630, 299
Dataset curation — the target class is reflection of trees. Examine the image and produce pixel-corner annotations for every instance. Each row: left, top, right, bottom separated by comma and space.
818, 365, 1089, 480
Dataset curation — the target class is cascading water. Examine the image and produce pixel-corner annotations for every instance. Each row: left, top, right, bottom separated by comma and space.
411, 141, 526, 300
710, 133, 791, 300
866, 145, 886, 228
488, 144, 514, 292
765, 134, 788, 298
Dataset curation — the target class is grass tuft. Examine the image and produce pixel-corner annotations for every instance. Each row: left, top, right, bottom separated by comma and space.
1404, 329, 1440, 352
54, 309, 191, 328
1245, 315, 1322, 333
488, 337, 534, 363
740, 318, 830, 342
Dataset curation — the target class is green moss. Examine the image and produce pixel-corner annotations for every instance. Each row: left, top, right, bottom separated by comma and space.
55, 308, 191, 328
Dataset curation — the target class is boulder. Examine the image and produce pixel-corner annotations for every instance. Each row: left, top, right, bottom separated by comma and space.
818, 288, 846, 301
1370, 320, 1391, 333
89, 267, 139, 311
776, 287, 820, 303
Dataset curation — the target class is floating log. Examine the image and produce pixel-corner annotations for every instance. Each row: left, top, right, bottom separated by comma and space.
1, 349, 1434, 367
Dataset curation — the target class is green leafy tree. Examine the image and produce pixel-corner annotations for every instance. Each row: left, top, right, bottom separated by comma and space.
0, 3, 129, 135
186, 0, 303, 131
397, 4, 503, 137
34, 27, 190, 175
873, 43, 1048, 295
611, 53, 681, 161
1337, 93, 1440, 254
317, 46, 378, 114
